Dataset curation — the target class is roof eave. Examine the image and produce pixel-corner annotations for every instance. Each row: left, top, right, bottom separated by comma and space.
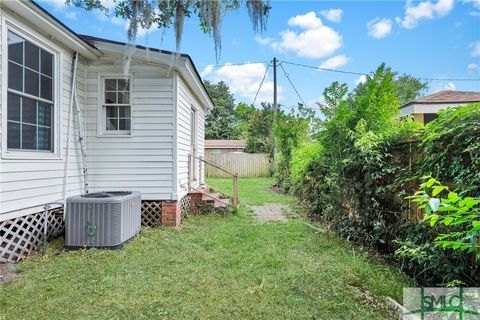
82, 36, 214, 110
3, 1, 102, 60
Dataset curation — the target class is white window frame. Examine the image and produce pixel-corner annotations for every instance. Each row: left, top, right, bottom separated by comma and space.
97, 74, 133, 137
1, 17, 63, 160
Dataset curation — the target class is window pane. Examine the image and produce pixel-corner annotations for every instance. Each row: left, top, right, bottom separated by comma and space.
22, 97, 37, 125
37, 127, 52, 151
25, 69, 39, 96
105, 79, 116, 91
22, 124, 36, 150
8, 62, 23, 91
117, 92, 130, 104
105, 92, 116, 104
25, 41, 40, 71
40, 75, 53, 101
119, 119, 130, 131
38, 103, 52, 127
7, 93, 21, 121
106, 106, 118, 117
7, 32, 23, 64
117, 79, 129, 91
41, 50, 53, 77
119, 106, 131, 118
106, 118, 118, 130
7, 121, 21, 149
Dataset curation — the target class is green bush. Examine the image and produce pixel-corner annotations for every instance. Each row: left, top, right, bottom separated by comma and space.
285, 65, 480, 286
420, 103, 480, 195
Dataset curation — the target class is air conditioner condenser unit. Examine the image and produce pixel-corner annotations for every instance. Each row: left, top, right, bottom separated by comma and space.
65, 191, 141, 249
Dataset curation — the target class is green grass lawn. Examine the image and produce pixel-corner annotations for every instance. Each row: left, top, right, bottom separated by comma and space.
0, 178, 408, 319
206, 177, 294, 206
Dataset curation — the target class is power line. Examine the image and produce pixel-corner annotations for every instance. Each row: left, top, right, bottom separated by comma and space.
279, 62, 307, 107
281, 60, 480, 82
201, 61, 269, 69
251, 63, 271, 106
282, 61, 367, 76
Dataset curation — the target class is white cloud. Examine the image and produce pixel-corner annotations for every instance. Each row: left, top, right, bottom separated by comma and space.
470, 41, 480, 57
396, 0, 454, 29
436, 82, 457, 92
318, 55, 348, 70
40, 0, 66, 11
259, 12, 342, 59
320, 9, 343, 23
101, 0, 117, 10
432, 81, 457, 92
288, 11, 323, 29
254, 36, 274, 46
443, 82, 456, 90
464, 0, 480, 9
123, 20, 157, 38
367, 18, 393, 39
467, 63, 479, 71
355, 75, 367, 85
65, 11, 77, 20
201, 63, 285, 105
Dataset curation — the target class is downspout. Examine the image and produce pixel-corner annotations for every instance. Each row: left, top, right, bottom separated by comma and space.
62, 52, 79, 200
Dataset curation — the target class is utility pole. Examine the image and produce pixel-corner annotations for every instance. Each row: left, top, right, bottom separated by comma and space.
273, 57, 277, 113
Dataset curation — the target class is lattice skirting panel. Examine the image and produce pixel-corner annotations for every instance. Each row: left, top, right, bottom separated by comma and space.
1, 207, 64, 263
180, 195, 192, 219
141, 201, 162, 227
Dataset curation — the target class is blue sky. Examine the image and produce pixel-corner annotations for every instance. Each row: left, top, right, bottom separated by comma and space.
39, 0, 480, 108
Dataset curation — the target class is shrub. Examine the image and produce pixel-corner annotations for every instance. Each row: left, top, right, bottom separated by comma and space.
286, 68, 480, 286
419, 103, 480, 195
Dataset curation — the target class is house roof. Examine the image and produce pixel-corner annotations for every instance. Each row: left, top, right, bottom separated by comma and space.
205, 140, 247, 149
401, 90, 480, 109
7, 1, 213, 110
1, 1, 103, 60
80, 35, 214, 110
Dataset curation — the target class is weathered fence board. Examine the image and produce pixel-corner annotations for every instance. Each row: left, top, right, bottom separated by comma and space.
205, 153, 270, 177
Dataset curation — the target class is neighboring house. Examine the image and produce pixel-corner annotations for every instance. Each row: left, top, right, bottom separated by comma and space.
0, 1, 214, 261
205, 140, 246, 155
400, 90, 480, 124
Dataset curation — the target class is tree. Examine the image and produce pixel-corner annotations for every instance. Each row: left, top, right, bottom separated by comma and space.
352, 69, 428, 107
234, 102, 256, 139
394, 74, 429, 105
245, 103, 274, 154
204, 81, 237, 140
67, 0, 270, 58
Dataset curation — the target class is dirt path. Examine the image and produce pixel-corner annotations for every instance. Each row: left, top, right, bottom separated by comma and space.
248, 204, 291, 222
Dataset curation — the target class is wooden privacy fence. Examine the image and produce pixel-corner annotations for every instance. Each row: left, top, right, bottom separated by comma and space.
205, 153, 271, 178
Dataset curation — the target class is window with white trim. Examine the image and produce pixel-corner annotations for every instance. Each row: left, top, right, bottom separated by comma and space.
7, 31, 54, 152
103, 78, 131, 134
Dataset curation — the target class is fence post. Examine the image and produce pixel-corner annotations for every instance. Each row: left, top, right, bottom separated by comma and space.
233, 175, 238, 208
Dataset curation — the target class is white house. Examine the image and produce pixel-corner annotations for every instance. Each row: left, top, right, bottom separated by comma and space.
400, 90, 480, 124
0, 1, 214, 261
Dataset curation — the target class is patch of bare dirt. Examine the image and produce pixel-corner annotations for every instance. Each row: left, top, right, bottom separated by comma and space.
248, 204, 291, 222
0, 263, 17, 284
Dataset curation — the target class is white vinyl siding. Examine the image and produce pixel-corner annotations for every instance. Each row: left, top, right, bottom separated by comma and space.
85, 60, 175, 200
0, 6, 87, 219
176, 73, 206, 199
0, 13, 3, 156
